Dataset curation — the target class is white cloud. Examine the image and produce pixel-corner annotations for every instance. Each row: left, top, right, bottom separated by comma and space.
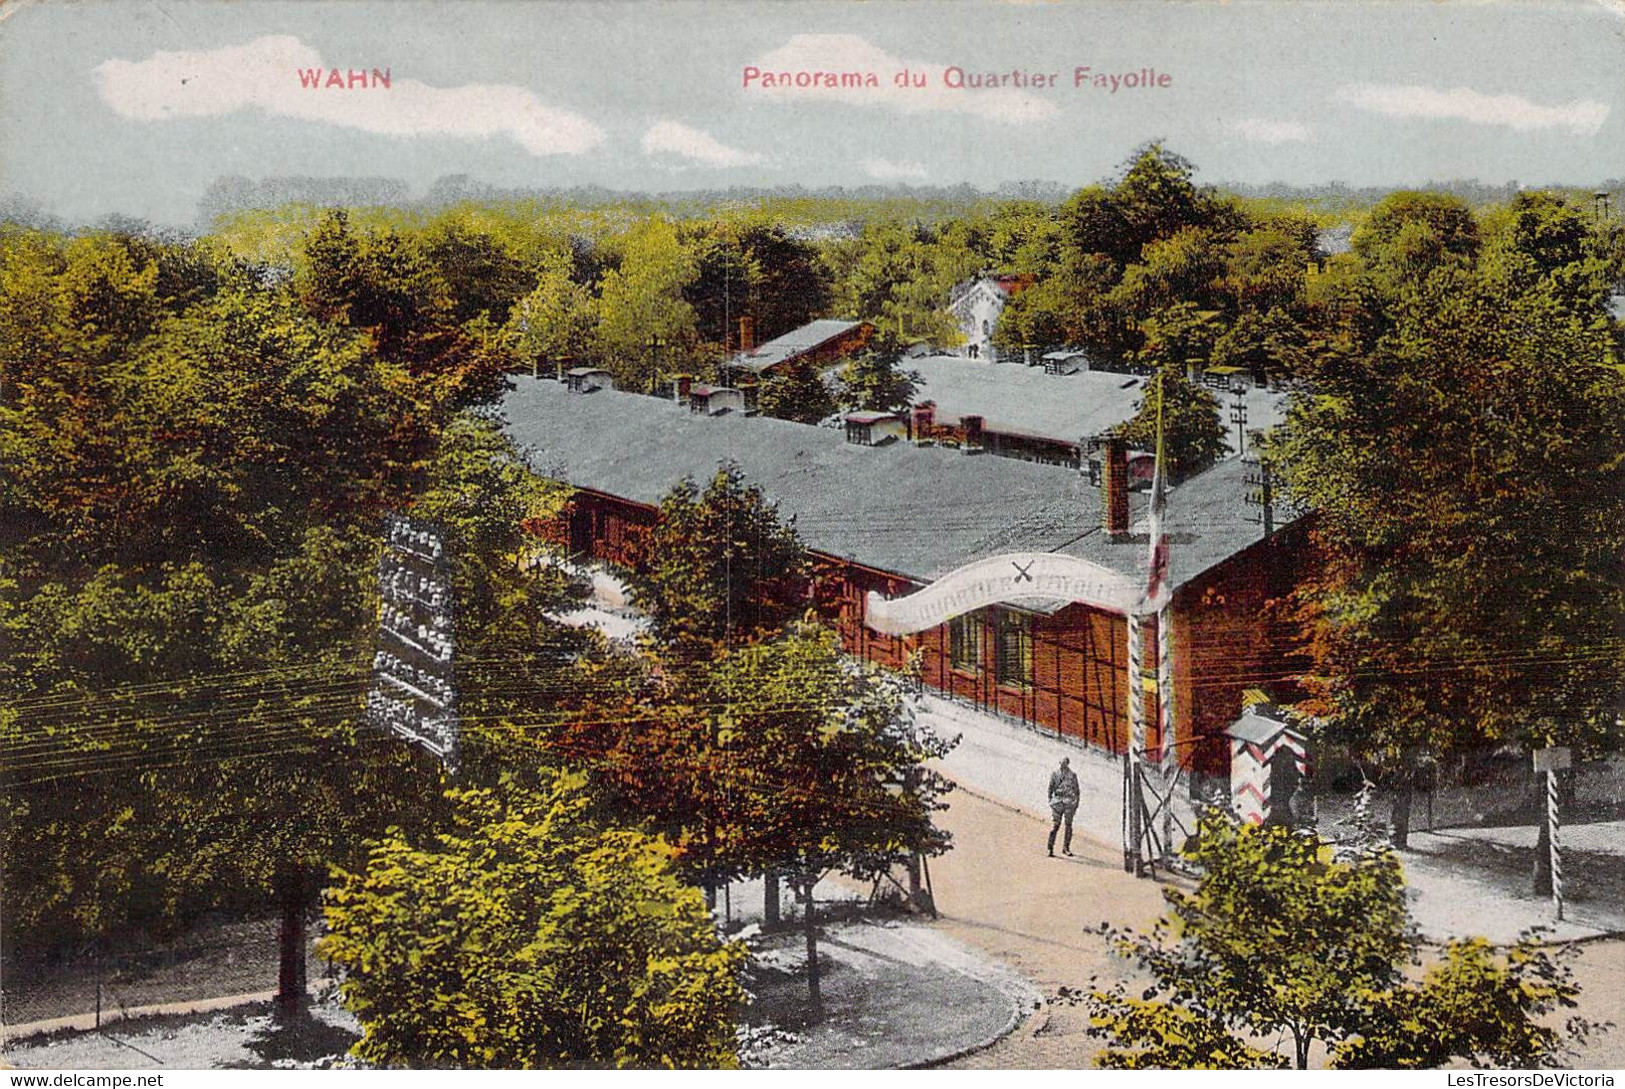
863, 157, 928, 181
640, 120, 763, 167
93, 35, 606, 156
1337, 83, 1608, 136
1230, 118, 1310, 144
747, 34, 1058, 124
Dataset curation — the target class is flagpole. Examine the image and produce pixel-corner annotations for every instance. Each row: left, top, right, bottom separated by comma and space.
1153, 373, 1177, 862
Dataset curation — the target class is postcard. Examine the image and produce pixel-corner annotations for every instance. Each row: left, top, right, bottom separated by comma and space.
2, 0, 1623, 1075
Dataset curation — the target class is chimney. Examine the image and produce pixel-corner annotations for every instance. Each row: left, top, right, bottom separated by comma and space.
911, 401, 935, 441
738, 316, 755, 354
672, 374, 693, 404
961, 414, 984, 448
1102, 434, 1129, 538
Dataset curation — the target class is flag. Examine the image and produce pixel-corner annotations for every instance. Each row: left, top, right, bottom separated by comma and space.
1144, 372, 1171, 611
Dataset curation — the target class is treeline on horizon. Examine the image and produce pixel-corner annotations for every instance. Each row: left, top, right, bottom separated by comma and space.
4, 157, 1623, 240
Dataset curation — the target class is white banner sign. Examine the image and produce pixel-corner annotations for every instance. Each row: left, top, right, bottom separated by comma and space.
865, 552, 1141, 635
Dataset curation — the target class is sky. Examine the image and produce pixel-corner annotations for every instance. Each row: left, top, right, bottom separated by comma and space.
2, 0, 1623, 226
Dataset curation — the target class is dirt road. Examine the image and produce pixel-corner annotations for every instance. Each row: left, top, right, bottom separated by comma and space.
927, 783, 1625, 1069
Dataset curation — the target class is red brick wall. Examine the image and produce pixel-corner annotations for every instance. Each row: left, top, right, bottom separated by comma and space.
762, 324, 875, 377
536, 488, 1314, 772
1170, 522, 1315, 776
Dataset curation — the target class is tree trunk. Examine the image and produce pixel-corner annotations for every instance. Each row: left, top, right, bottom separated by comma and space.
801, 881, 822, 1020
906, 854, 922, 910
763, 871, 780, 928
1293, 1029, 1310, 1070
1390, 776, 1412, 850
275, 861, 307, 1018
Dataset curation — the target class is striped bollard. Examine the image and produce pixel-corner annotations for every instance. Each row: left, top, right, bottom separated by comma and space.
1548, 769, 1563, 921
1125, 612, 1145, 877
1533, 747, 1571, 922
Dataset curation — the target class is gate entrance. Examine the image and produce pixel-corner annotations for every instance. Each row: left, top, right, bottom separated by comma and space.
864, 551, 1179, 877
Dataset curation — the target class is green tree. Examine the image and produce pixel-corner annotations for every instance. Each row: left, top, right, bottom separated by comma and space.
297, 210, 510, 410
1114, 371, 1228, 479
1275, 254, 1625, 846
1071, 814, 1595, 1069
837, 348, 920, 413
626, 466, 809, 661
1332, 937, 1602, 1068
703, 628, 953, 1014
508, 248, 595, 376
557, 626, 954, 1016
321, 772, 746, 1069
754, 356, 836, 424
1111, 143, 1239, 260
0, 226, 456, 957
682, 224, 831, 351
1351, 191, 1479, 285
826, 221, 969, 348
406, 413, 608, 781
594, 218, 699, 392
421, 218, 534, 326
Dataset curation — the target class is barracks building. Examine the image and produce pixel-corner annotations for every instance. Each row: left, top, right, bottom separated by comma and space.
500, 377, 1314, 778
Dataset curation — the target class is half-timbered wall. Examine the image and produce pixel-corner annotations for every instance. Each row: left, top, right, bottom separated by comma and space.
544, 487, 1310, 773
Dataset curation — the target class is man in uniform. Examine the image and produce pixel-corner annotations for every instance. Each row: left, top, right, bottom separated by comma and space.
1048, 756, 1081, 856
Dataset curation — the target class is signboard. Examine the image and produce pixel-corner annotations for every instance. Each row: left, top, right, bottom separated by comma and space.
367, 512, 459, 769
864, 552, 1141, 636
1532, 746, 1572, 774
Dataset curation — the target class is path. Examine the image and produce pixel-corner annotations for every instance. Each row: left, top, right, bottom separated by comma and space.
923, 694, 1624, 944
923, 782, 1625, 1069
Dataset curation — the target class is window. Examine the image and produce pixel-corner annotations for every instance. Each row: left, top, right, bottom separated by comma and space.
949, 613, 982, 673
995, 610, 1033, 688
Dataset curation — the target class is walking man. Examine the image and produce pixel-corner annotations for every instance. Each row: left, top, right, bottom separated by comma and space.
1048, 756, 1081, 856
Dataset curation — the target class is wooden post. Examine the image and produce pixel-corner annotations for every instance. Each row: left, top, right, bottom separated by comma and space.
275, 861, 307, 1018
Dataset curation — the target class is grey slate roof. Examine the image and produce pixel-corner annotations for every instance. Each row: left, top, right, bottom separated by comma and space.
499, 378, 1293, 593
909, 356, 1291, 446
728, 319, 865, 374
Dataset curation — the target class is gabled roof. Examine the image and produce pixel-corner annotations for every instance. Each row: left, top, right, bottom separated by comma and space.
500, 378, 1303, 595
727, 319, 869, 375
949, 275, 1036, 308
1225, 705, 1303, 746
909, 356, 1291, 448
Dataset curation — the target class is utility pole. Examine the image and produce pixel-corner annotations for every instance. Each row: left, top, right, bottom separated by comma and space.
1229, 383, 1248, 457
646, 335, 665, 396
1244, 457, 1275, 539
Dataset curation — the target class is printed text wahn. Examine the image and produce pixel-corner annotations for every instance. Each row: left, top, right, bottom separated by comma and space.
743, 65, 1172, 92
